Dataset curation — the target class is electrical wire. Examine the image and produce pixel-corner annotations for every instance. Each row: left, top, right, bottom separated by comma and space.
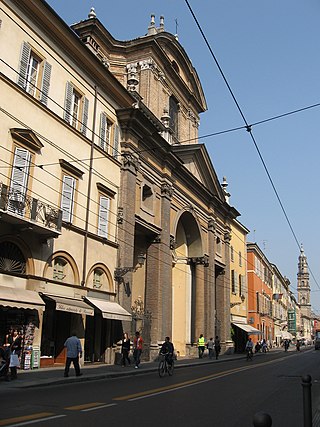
184, 0, 320, 296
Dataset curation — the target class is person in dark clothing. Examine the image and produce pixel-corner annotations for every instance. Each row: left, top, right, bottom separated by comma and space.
121, 333, 131, 367
214, 336, 221, 360
10, 330, 22, 379
0, 343, 10, 381
159, 337, 174, 366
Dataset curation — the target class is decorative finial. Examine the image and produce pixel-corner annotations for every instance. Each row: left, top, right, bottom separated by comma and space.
88, 7, 96, 19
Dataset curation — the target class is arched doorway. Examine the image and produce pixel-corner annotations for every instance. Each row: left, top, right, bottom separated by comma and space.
172, 211, 202, 356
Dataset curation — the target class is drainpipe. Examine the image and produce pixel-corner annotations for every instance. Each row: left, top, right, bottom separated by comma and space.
81, 85, 98, 286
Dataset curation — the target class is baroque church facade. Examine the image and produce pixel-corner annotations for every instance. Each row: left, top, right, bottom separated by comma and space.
72, 12, 240, 358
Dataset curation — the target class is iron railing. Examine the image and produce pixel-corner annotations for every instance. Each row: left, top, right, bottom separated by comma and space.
0, 183, 62, 233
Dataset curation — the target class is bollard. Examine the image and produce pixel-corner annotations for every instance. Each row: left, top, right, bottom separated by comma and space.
252, 412, 272, 426
302, 375, 312, 427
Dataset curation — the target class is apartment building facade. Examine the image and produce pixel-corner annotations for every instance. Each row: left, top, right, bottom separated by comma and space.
0, 0, 135, 365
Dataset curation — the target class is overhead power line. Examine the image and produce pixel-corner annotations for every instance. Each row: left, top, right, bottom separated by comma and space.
184, 0, 320, 292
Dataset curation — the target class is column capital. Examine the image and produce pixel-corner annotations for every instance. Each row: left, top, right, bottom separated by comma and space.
121, 152, 140, 174
224, 231, 232, 243
208, 217, 216, 233
161, 182, 174, 200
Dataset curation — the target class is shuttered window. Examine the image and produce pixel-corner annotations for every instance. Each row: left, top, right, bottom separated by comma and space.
40, 61, 52, 106
99, 113, 111, 151
61, 175, 75, 223
98, 195, 110, 238
231, 270, 235, 294
112, 124, 119, 158
17, 42, 51, 106
64, 82, 89, 136
8, 147, 31, 215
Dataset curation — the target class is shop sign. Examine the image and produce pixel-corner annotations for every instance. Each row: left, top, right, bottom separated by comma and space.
56, 302, 93, 316
32, 346, 40, 369
288, 309, 296, 333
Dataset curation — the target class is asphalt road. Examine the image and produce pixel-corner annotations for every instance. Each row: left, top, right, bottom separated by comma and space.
1, 349, 319, 427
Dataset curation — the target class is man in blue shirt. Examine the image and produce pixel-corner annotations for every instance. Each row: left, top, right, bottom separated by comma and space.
64, 331, 82, 377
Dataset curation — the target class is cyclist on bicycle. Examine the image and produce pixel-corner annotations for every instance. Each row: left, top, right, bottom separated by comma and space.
245, 337, 254, 359
160, 337, 174, 366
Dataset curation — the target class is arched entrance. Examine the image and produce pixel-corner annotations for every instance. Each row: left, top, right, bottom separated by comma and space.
172, 211, 202, 356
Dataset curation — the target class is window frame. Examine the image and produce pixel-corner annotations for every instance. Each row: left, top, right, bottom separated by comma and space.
17, 41, 52, 106
60, 174, 76, 223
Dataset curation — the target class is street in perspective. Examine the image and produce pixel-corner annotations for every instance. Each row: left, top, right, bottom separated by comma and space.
0, 344, 320, 427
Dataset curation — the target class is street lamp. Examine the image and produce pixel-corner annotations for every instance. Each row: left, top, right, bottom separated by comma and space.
114, 252, 146, 283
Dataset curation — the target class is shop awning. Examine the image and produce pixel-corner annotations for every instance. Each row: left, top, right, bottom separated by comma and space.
281, 332, 293, 340
43, 294, 94, 316
85, 297, 132, 321
232, 322, 261, 335
0, 285, 45, 310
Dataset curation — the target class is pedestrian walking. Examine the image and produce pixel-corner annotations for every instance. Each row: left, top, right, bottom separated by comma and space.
121, 332, 131, 367
214, 335, 221, 360
133, 331, 143, 368
207, 337, 214, 359
198, 334, 205, 358
64, 331, 83, 377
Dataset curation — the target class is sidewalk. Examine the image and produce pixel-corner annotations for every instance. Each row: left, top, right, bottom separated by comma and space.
0, 346, 308, 390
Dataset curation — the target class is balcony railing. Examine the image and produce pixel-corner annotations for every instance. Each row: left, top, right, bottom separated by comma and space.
0, 183, 62, 235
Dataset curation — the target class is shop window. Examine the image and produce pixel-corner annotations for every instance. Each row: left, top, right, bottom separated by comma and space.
64, 81, 89, 136
17, 41, 52, 106
53, 257, 67, 281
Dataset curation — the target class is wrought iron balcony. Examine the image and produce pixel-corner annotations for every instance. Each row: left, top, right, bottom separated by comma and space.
0, 183, 62, 237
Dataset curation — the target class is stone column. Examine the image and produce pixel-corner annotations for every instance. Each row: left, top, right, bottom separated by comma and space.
207, 218, 216, 339
117, 152, 140, 312
145, 182, 173, 355
194, 260, 205, 341
215, 230, 232, 353
160, 182, 174, 338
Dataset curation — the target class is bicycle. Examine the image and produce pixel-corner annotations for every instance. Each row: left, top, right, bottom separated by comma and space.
246, 348, 253, 361
158, 353, 174, 377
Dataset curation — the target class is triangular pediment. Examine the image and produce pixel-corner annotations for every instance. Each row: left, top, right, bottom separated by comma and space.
171, 144, 225, 201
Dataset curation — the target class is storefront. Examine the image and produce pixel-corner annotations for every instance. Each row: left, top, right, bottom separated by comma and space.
84, 296, 131, 364
0, 285, 45, 369
40, 294, 94, 366
232, 321, 261, 352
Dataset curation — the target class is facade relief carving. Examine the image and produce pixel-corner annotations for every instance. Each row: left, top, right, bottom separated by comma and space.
117, 207, 124, 224
187, 255, 209, 267
121, 152, 140, 174
161, 182, 174, 199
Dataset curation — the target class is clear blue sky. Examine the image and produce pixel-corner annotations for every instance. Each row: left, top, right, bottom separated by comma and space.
46, 0, 320, 312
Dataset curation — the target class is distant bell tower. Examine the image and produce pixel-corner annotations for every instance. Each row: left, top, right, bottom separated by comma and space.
297, 244, 311, 318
